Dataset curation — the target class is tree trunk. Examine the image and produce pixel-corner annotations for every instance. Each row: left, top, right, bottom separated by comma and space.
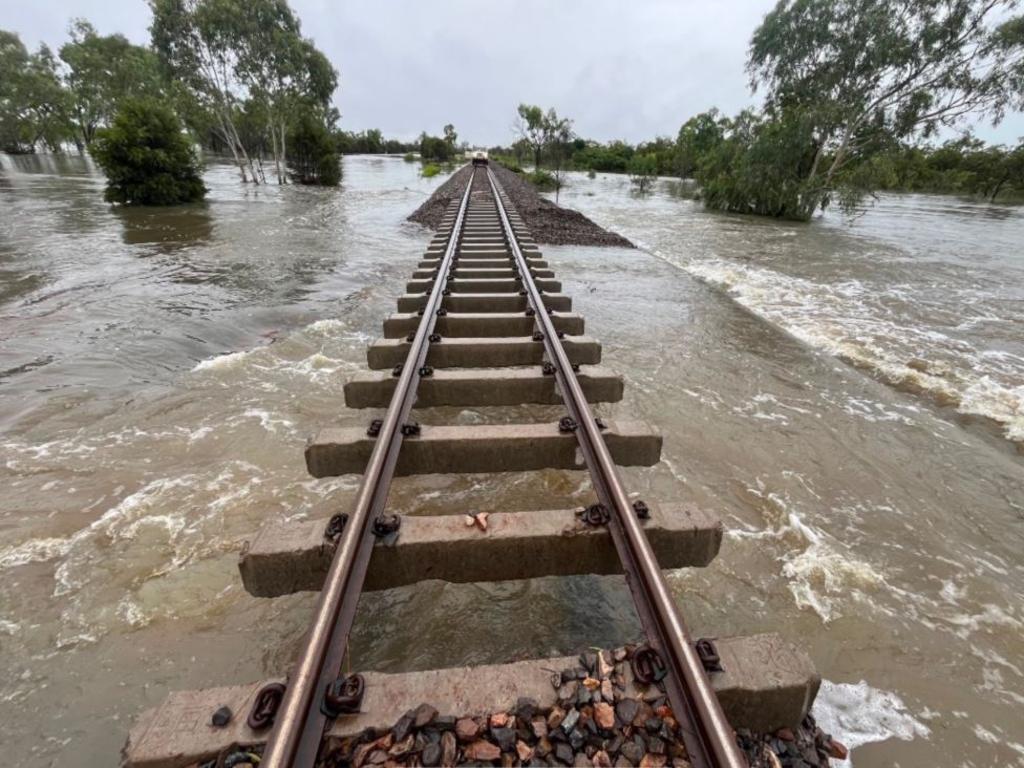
279, 122, 287, 184
229, 117, 259, 185
269, 121, 282, 184
216, 111, 248, 183
989, 176, 1007, 203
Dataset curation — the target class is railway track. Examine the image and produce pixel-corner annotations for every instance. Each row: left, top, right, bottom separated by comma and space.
126, 164, 820, 768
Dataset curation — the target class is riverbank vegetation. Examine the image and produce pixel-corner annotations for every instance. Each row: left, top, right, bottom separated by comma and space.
0, 0, 342, 192
496, 1, 1024, 220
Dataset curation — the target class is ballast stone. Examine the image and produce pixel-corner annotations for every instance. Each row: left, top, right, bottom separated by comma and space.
124, 636, 820, 768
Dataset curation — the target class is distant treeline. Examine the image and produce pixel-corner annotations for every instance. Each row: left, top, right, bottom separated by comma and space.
334, 125, 460, 162
486, 129, 1024, 203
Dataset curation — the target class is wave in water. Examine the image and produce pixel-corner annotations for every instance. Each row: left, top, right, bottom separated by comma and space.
669, 252, 1023, 443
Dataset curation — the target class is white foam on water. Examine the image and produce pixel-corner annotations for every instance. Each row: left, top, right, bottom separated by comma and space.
305, 318, 349, 336
814, 679, 931, 764
52, 476, 196, 596
958, 376, 1024, 441
0, 537, 72, 570
243, 408, 295, 434
974, 725, 1024, 759
0, 618, 20, 635
191, 349, 252, 372
782, 543, 883, 622
741, 479, 883, 622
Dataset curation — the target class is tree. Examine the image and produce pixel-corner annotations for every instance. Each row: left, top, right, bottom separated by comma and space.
514, 103, 574, 174
515, 104, 546, 169
228, 0, 337, 184
747, 0, 1024, 218
91, 98, 206, 205
419, 131, 455, 161
676, 110, 726, 178
150, 0, 257, 182
695, 109, 822, 218
287, 108, 340, 185
148, 0, 337, 185
544, 111, 573, 193
59, 20, 164, 149
629, 152, 659, 192
443, 123, 457, 149
0, 31, 72, 153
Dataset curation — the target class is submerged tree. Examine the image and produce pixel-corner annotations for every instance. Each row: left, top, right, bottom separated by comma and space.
675, 109, 726, 179
628, 152, 659, 192
288, 108, 340, 185
150, 0, 257, 182
741, 0, 1024, 218
228, 0, 337, 184
148, 0, 337, 185
91, 98, 206, 205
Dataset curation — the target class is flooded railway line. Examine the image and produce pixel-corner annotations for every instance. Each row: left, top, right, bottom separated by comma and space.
124, 165, 820, 768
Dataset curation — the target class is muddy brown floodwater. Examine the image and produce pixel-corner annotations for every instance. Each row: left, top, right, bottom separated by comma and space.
1, 155, 1022, 767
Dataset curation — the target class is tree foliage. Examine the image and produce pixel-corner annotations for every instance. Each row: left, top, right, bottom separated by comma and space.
628, 152, 659, 192
515, 104, 573, 171
287, 109, 339, 185
91, 98, 206, 205
0, 31, 70, 153
739, 0, 1024, 218
676, 110, 726, 178
148, 0, 337, 184
59, 20, 164, 148
419, 130, 456, 161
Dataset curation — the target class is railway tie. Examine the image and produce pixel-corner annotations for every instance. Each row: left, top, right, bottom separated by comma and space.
124, 165, 821, 768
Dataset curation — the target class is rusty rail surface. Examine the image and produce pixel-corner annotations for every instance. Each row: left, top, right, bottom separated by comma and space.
261, 165, 745, 767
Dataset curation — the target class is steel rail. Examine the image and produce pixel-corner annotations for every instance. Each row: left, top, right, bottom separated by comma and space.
486, 169, 746, 768
260, 171, 476, 768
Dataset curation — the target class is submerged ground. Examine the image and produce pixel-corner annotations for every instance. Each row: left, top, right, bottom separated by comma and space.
0, 154, 1022, 767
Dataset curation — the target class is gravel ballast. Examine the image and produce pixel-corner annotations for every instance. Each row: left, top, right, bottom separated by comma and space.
408, 164, 634, 248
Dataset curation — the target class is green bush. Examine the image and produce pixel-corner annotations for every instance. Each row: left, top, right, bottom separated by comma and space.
421, 163, 442, 178
527, 169, 560, 190
91, 98, 206, 206
288, 111, 341, 186
403, 152, 415, 162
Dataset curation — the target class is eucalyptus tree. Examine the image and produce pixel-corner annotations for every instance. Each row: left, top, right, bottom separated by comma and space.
59, 20, 164, 149
514, 104, 573, 171
229, 0, 337, 184
675, 109, 726, 178
443, 123, 457, 150
149, 0, 259, 182
749, 0, 1024, 217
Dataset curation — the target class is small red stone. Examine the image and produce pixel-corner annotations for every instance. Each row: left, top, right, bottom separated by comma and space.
828, 739, 849, 760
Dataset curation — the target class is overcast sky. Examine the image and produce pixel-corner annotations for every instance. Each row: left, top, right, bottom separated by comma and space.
8, 0, 1024, 146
